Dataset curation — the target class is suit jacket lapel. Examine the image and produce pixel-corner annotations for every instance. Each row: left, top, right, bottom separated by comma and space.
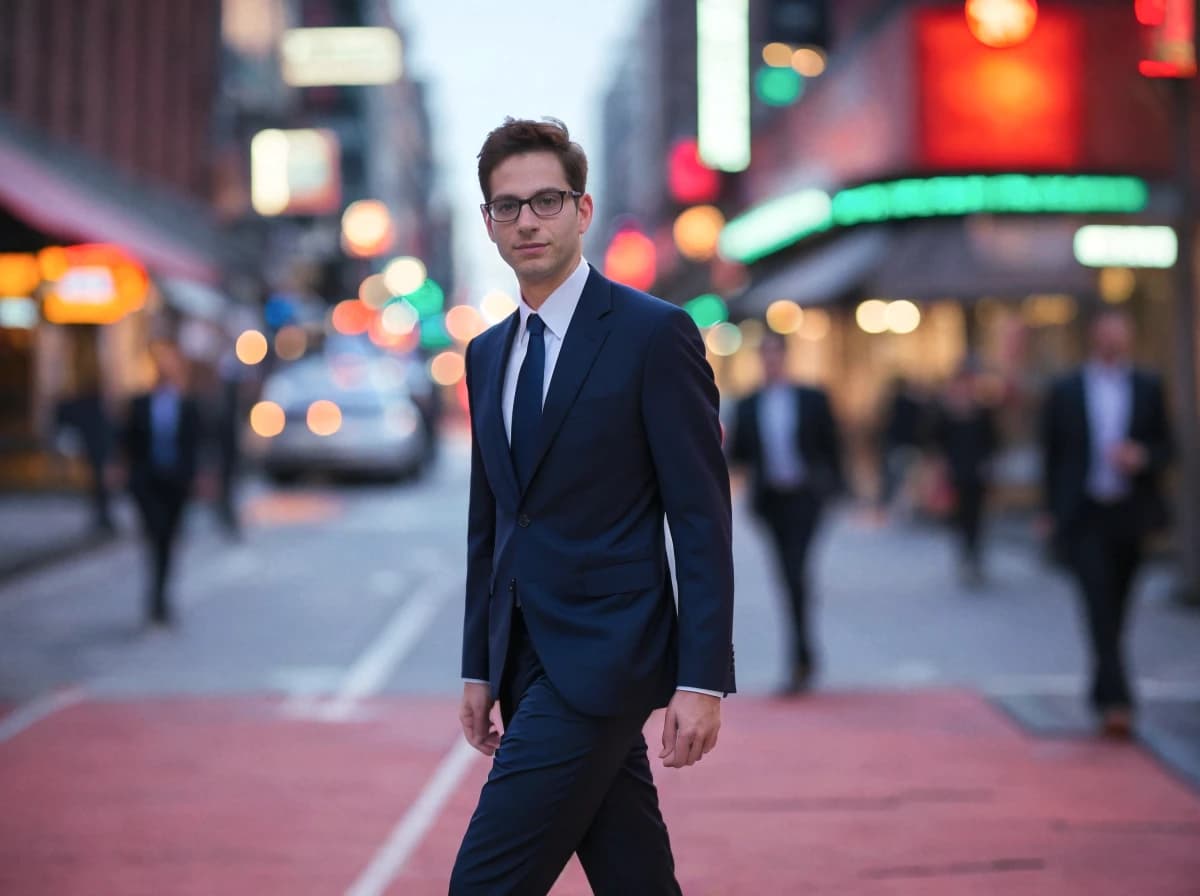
482, 313, 521, 504
521, 267, 613, 492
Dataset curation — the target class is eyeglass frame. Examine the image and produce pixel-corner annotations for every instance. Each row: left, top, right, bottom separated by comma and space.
481, 189, 583, 223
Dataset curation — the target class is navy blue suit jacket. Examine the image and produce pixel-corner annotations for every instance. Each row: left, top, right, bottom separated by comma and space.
461, 267, 735, 717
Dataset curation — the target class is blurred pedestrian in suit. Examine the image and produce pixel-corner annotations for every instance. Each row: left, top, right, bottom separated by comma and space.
1040, 309, 1173, 736
931, 362, 997, 588
875, 375, 927, 522
730, 331, 844, 694
121, 338, 203, 628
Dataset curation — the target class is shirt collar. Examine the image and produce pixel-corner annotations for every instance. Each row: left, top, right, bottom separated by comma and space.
518, 257, 589, 341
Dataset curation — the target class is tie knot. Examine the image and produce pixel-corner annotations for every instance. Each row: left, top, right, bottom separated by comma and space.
526, 314, 545, 337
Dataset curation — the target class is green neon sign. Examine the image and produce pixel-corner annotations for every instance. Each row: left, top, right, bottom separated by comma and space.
718, 174, 1150, 264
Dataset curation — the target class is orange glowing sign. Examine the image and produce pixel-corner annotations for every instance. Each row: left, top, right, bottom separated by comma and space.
40, 244, 149, 325
919, 7, 1082, 170
0, 253, 41, 296
1137, 0, 1196, 77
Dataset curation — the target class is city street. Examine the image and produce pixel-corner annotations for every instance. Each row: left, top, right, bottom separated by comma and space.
2, 429, 1199, 894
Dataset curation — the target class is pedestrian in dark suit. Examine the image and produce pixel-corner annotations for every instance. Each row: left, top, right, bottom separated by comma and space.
450, 118, 734, 895
1040, 309, 1173, 736
931, 362, 998, 588
729, 330, 844, 695
121, 338, 203, 628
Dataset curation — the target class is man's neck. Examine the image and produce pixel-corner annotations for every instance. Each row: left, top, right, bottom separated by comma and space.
518, 255, 582, 310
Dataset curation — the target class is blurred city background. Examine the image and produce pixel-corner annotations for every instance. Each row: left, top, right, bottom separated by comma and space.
1, 1, 1199, 893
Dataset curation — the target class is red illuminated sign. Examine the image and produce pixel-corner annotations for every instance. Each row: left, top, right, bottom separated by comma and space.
918, 7, 1082, 170
1137, 0, 1196, 77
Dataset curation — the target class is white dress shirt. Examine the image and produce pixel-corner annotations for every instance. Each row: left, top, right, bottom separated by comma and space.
501, 256, 590, 442
758, 384, 806, 489
149, 386, 181, 471
468, 257, 722, 699
1083, 362, 1133, 502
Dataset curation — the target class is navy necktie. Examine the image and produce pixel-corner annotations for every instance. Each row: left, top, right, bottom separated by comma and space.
510, 314, 545, 486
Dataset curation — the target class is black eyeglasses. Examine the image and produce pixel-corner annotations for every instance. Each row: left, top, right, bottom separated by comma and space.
482, 190, 582, 223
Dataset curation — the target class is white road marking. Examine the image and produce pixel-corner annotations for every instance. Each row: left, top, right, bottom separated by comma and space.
318, 574, 452, 721
345, 736, 478, 896
0, 688, 85, 744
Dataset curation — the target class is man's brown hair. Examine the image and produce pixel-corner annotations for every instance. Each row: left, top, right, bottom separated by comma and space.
477, 117, 588, 202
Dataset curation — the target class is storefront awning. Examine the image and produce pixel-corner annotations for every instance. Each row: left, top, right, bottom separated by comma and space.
734, 228, 890, 314
0, 111, 233, 284
734, 216, 1100, 313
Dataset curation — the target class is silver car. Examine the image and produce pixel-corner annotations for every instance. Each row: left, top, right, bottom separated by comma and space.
248, 355, 427, 483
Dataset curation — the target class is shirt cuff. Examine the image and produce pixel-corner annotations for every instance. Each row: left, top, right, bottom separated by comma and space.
463, 678, 490, 686
677, 686, 724, 698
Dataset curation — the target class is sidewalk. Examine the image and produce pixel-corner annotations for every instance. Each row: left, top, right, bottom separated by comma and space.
1, 691, 1196, 894
0, 492, 124, 585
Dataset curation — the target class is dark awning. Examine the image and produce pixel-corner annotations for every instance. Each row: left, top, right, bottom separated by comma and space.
733, 216, 1101, 313
734, 227, 890, 315
0, 111, 241, 284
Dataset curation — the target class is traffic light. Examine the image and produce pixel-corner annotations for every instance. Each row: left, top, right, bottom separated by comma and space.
766, 0, 828, 51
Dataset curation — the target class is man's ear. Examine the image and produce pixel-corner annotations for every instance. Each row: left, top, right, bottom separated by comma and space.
482, 206, 497, 244
577, 193, 594, 236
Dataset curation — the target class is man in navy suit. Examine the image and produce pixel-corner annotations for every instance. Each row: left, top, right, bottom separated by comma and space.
120, 337, 203, 628
1040, 309, 1173, 736
729, 331, 844, 695
450, 118, 735, 895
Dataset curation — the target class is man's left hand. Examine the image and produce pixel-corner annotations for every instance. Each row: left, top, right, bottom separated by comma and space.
659, 690, 721, 769
1111, 440, 1148, 475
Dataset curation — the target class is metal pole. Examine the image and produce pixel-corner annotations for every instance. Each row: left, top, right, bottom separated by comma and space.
1170, 57, 1200, 604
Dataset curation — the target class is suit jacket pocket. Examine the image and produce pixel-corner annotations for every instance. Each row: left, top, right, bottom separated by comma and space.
577, 558, 662, 596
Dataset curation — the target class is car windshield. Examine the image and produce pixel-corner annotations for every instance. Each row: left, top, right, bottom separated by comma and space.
264, 356, 408, 411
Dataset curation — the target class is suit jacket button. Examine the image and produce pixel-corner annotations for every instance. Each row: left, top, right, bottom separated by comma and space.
508, 579, 516, 592
517, 514, 531, 528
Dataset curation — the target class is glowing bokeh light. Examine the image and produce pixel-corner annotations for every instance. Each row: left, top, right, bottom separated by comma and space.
766, 300, 804, 335
673, 205, 726, 262
341, 199, 394, 257
235, 329, 269, 365
331, 298, 372, 335
791, 46, 827, 77
705, 321, 743, 356
275, 324, 307, 361
684, 293, 729, 329
604, 229, 657, 291
307, 400, 342, 436
965, 0, 1038, 49
249, 401, 285, 437
762, 41, 793, 67
886, 300, 922, 334
430, 351, 466, 386
480, 290, 518, 323
358, 273, 392, 309
445, 304, 485, 342
381, 300, 419, 335
855, 300, 889, 334
383, 256, 427, 295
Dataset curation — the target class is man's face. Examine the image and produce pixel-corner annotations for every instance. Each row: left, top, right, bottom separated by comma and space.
483, 151, 593, 288
1091, 314, 1133, 365
759, 337, 787, 382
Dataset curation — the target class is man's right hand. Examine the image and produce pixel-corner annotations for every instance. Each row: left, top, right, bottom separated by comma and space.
459, 682, 501, 756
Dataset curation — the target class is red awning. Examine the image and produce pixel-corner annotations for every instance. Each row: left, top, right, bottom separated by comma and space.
0, 132, 223, 284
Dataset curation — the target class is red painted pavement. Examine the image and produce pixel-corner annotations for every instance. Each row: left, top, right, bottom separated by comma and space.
2, 692, 1198, 895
